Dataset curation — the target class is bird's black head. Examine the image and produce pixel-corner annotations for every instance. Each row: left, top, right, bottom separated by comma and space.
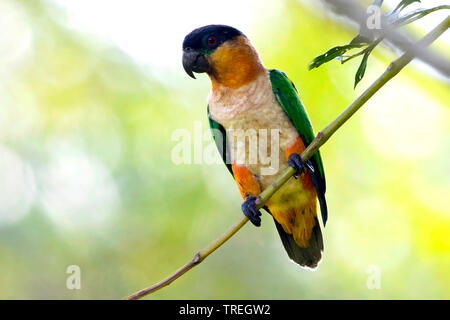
182, 25, 243, 79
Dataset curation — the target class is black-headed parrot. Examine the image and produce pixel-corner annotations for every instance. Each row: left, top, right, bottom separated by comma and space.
182, 25, 328, 269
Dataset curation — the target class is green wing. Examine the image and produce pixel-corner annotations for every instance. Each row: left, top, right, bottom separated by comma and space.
269, 69, 327, 225
207, 107, 233, 176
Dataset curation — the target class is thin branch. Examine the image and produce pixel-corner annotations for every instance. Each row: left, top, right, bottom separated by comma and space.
126, 15, 449, 300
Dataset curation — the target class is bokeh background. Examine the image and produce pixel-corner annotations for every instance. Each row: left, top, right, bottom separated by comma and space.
0, 0, 449, 299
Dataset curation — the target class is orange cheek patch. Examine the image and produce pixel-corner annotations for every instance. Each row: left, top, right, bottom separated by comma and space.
208, 36, 264, 89
231, 163, 261, 199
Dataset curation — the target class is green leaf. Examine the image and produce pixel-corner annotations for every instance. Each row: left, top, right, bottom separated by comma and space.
309, 42, 366, 70
392, 5, 450, 28
309, 45, 351, 70
349, 34, 371, 46
354, 51, 370, 88
393, 0, 421, 13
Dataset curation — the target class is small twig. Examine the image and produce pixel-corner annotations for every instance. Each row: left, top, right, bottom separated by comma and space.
126, 15, 449, 300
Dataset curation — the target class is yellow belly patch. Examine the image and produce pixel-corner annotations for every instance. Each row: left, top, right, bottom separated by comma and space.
266, 177, 317, 248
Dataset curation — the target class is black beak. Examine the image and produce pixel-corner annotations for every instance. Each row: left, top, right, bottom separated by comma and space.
182, 49, 211, 79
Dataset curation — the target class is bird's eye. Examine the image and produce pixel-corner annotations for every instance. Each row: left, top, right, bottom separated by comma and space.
207, 35, 217, 47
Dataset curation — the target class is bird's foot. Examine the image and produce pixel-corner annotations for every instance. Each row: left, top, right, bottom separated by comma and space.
241, 196, 262, 227
288, 153, 315, 179
288, 153, 306, 179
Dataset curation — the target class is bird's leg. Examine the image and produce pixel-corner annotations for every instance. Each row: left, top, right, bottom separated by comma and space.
241, 196, 262, 227
288, 153, 315, 178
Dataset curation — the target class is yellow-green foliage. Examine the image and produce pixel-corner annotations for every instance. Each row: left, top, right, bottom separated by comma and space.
0, 0, 449, 299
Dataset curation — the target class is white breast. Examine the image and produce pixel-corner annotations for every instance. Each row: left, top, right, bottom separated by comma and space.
208, 71, 299, 187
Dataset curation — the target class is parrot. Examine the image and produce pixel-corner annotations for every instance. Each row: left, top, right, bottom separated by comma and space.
182, 25, 327, 269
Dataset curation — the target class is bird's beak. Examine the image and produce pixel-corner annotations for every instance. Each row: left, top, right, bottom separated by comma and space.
182, 49, 211, 79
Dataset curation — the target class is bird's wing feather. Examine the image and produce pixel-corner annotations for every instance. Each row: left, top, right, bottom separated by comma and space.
269, 69, 328, 225
207, 106, 233, 176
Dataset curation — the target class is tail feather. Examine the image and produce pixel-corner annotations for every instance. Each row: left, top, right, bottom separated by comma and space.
273, 217, 323, 269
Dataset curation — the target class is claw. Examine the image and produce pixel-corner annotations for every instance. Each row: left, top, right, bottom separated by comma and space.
288, 153, 305, 179
241, 196, 262, 227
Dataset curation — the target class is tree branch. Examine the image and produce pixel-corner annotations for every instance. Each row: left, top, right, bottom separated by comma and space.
320, 0, 450, 77
126, 15, 449, 300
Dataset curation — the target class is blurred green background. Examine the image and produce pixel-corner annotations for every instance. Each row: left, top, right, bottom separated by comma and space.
0, 0, 449, 299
